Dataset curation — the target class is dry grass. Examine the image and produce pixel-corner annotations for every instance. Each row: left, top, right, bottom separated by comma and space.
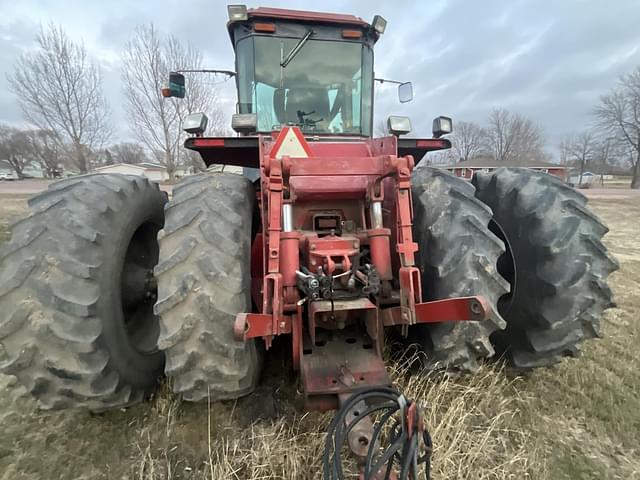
601, 176, 633, 189
391, 364, 539, 478
125, 359, 537, 480
1, 191, 639, 479
0, 194, 28, 243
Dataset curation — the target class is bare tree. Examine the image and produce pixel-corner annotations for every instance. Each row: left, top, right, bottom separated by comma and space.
486, 109, 512, 162
24, 129, 63, 178
591, 136, 618, 185
422, 149, 456, 166
122, 24, 221, 180
104, 150, 115, 166
0, 125, 30, 178
109, 142, 149, 164
8, 24, 111, 173
450, 121, 485, 162
513, 118, 545, 163
183, 149, 207, 174
594, 66, 640, 189
558, 136, 572, 165
567, 131, 597, 185
622, 142, 640, 177
485, 109, 545, 164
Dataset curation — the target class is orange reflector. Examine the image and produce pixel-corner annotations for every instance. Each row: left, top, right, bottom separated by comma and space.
342, 29, 362, 39
254, 22, 276, 33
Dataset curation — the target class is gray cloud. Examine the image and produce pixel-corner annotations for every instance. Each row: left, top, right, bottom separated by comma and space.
0, 20, 40, 127
1, 0, 639, 155
384, 0, 640, 141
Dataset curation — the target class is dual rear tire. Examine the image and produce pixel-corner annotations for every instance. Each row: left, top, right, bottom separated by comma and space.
0, 172, 260, 410
412, 167, 618, 370
411, 167, 509, 370
154, 173, 261, 401
0, 174, 166, 410
473, 168, 618, 367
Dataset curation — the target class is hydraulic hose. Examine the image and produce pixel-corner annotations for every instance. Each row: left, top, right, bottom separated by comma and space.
322, 387, 432, 480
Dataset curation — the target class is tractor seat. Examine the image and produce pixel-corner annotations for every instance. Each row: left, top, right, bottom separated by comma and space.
285, 88, 330, 125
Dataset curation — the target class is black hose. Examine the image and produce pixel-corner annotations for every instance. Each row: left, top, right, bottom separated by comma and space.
322, 387, 399, 479
322, 387, 432, 480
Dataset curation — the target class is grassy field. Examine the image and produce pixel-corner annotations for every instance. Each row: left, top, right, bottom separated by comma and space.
0, 191, 638, 479
602, 175, 634, 189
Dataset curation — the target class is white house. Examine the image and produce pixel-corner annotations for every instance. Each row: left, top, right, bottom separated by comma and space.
22, 162, 46, 178
0, 160, 18, 180
93, 163, 169, 182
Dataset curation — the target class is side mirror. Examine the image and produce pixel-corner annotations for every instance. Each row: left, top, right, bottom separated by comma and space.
161, 72, 186, 98
398, 82, 413, 103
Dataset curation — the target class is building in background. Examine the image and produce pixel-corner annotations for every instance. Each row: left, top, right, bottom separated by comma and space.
443, 157, 568, 180
93, 162, 169, 182
0, 160, 48, 179
22, 162, 45, 178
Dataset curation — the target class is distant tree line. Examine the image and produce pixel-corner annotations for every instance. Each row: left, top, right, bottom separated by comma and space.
424, 109, 547, 168
0, 126, 61, 178
2, 23, 225, 180
435, 67, 640, 189
557, 70, 640, 189
0, 125, 164, 178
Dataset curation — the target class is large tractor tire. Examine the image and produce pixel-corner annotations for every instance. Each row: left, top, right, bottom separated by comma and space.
0, 174, 166, 410
411, 167, 510, 370
154, 173, 261, 402
473, 168, 619, 368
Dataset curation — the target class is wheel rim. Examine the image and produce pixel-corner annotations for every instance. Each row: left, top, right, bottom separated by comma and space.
120, 220, 161, 354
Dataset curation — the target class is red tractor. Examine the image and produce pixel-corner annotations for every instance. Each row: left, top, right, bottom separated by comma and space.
0, 5, 617, 419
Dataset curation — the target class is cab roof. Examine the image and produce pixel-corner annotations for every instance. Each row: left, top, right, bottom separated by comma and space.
246, 7, 370, 27
227, 6, 374, 44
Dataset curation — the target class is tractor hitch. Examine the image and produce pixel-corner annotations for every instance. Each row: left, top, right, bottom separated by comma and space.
234, 295, 491, 342
234, 294, 491, 411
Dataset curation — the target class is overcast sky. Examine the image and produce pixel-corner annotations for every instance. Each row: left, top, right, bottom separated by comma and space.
1, 0, 639, 156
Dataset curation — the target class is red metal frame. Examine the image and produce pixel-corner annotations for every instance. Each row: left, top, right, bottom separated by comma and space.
224, 127, 494, 409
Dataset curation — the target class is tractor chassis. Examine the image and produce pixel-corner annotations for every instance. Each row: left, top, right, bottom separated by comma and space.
231, 128, 492, 410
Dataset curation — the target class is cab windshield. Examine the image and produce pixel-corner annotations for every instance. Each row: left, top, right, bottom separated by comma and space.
236, 35, 373, 136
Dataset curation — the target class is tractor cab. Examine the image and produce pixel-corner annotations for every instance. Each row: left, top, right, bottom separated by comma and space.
227, 6, 381, 136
